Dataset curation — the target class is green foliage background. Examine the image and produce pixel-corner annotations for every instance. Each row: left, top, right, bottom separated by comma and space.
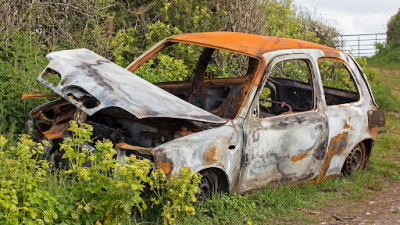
0, 0, 340, 131
370, 8, 400, 64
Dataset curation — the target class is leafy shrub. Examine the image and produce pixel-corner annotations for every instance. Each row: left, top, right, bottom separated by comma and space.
0, 32, 49, 131
356, 57, 398, 111
387, 8, 400, 45
0, 121, 200, 224
0, 0, 340, 132
370, 9, 400, 64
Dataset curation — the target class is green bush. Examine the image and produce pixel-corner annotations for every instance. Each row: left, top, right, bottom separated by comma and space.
370, 9, 400, 64
387, 8, 400, 45
0, 0, 340, 132
356, 57, 398, 111
0, 32, 49, 132
0, 121, 200, 224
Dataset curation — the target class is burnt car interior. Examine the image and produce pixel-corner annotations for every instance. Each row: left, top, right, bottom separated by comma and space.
29, 43, 261, 165
137, 43, 259, 120
258, 58, 360, 117
29, 43, 361, 169
259, 59, 314, 117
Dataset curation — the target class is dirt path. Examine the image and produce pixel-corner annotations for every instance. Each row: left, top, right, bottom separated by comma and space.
310, 180, 400, 224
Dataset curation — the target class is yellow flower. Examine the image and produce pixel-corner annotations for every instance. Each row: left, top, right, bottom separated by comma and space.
0, 135, 7, 148
247, 222, 252, 225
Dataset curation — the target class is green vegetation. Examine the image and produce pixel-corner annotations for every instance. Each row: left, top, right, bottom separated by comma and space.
369, 8, 400, 68
0, 0, 338, 131
0, 121, 200, 224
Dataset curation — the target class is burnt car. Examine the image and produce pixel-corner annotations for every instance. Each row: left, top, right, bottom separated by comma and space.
25, 32, 385, 196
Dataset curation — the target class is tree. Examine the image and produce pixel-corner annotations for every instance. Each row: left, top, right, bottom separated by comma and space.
387, 8, 400, 45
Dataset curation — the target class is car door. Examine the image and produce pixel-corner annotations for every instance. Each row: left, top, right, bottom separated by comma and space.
315, 57, 364, 178
238, 54, 329, 193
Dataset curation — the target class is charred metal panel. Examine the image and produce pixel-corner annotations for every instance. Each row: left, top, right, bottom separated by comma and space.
38, 49, 226, 124
322, 50, 380, 177
240, 111, 328, 192
151, 119, 244, 191
322, 107, 363, 177
368, 110, 385, 128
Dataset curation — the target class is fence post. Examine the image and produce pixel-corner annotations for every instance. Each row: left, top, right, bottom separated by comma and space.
358, 34, 360, 58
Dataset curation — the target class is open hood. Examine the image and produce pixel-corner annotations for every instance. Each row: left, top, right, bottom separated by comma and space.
38, 49, 226, 124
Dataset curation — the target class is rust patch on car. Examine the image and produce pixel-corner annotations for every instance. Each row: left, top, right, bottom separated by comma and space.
21, 92, 59, 100
154, 151, 173, 175
313, 132, 348, 183
322, 49, 341, 58
204, 145, 218, 164
252, 130, 259, 142
169, 32, 336, 57
230, 120, 238, 134
156, 157, 172, 175
42, 122, 70, 140
291, 151, 309, 162
369, 127, 378, 140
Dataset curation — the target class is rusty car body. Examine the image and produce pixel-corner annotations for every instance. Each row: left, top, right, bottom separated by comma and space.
25, 32, 385, 196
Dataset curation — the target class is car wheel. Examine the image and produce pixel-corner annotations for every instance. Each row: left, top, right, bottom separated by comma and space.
197, 170, 219, 200
342, 142, 367, 175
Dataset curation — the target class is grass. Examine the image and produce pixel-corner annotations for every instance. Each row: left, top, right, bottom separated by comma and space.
178, 66, 400, 224
368, 55, 400, 71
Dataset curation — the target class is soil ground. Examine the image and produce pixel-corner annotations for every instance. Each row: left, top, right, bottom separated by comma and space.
307, 180, 400, 224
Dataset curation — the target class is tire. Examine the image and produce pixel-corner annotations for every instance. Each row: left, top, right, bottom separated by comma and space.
342, 142, 367, 175
196, 170, 219, 200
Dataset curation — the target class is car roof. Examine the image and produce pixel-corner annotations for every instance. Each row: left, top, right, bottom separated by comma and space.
169, 32, 338, 58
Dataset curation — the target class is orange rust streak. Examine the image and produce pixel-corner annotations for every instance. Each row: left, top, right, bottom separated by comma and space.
42, 109, 76, 139
21, 93, 59, 100
43, 122, 70, 139
156, 158, 172, 175
308, 174, 340, 185
169, 32, 337, 57
230, 120, 238, 134
175, 131, 195, 136
114, 143, 152, 155
291, 151, 308, 162
370, 127, 378, 140
204, 145, 218, 164
322, 49, 341, 58
313, 132, 348, 183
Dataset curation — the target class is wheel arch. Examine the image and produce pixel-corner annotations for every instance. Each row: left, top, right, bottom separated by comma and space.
197, 167, 230, 193
361, 138, 375, 162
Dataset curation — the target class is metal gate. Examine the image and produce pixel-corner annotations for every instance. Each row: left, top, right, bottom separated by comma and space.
336, 33, 386, 57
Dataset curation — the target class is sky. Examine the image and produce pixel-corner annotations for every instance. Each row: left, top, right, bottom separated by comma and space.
294, 0, 400, 35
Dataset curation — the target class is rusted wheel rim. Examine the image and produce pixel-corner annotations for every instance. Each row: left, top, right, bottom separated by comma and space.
343, 142, 366, 175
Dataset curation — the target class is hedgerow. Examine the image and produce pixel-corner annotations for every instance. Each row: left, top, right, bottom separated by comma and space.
0, 0, 340, 131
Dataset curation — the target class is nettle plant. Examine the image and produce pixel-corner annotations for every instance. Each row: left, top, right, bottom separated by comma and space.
0, 121, 200, 225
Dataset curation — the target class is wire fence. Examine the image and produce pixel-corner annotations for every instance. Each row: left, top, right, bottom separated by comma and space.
335, 33, 386, 58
